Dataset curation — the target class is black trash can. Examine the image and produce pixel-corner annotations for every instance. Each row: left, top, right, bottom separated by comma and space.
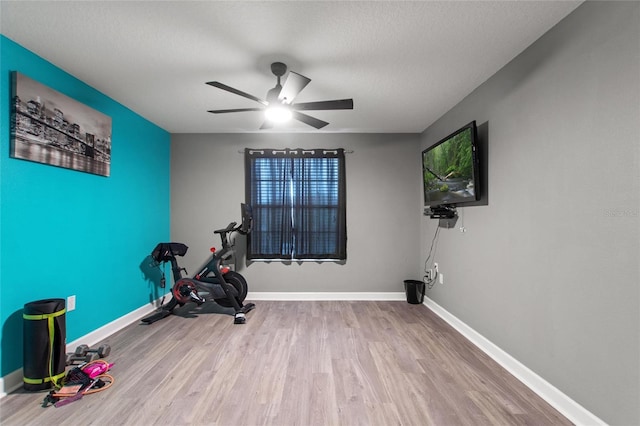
404, 280, 425, 304
23, 298, 66, 391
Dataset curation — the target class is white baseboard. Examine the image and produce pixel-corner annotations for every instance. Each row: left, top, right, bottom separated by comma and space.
423, 297, 606, 426
0, 293, 170, 397
0, 370, 22, 399
248, 291, 406, 301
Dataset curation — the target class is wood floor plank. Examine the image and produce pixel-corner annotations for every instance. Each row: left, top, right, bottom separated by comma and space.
0, 301, 572, 425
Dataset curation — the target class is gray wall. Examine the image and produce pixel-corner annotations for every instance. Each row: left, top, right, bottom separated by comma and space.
419, 2, 639, 425
171, 133, 421, 293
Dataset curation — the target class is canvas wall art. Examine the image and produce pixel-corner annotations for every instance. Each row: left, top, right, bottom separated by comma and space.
10, 72, 112, 177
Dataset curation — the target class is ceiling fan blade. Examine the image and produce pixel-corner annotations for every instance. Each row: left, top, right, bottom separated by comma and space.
206, 81, 268, 106
292, 111, 329, 129
259, 120, 274, 130
278, 71, 311, 104
207, 108, 264, 114
293, 99, 354, 111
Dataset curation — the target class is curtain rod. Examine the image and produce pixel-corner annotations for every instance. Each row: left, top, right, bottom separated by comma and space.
238, 149, 354, 154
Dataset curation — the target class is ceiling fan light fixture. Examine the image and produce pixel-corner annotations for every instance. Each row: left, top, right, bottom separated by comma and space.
264, 105, 292, 123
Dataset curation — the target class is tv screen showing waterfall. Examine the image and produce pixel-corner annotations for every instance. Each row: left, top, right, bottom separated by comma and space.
422, 121, 480, 208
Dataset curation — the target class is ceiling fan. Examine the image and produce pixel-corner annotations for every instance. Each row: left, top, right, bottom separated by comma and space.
207, 62, 353, 129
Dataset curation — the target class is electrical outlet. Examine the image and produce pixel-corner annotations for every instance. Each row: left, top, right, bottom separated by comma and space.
439, 273, 444, 285
67, 295, 76, 312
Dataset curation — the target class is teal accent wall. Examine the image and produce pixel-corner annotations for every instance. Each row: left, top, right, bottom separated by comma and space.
0, 36, 170, 376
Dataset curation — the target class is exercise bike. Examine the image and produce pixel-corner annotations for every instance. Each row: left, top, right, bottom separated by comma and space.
141, 203, 255, 325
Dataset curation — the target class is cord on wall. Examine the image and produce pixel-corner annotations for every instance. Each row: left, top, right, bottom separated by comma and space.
423, 225, 441, 289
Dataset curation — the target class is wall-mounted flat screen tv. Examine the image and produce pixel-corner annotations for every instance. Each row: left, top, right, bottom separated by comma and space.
422, 121, 480, 208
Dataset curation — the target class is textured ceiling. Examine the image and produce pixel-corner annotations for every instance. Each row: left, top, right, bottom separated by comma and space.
1, 1, 582, 133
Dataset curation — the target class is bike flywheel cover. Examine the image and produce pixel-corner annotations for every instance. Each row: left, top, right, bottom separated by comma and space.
172, 279, 197, 304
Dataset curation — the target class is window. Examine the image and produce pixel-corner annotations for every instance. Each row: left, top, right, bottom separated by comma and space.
245, 148, 347, 260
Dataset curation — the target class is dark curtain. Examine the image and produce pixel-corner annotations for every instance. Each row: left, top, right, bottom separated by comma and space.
245, 148, 346, 260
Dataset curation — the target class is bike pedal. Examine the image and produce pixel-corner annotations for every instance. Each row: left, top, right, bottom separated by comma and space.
189, 292, 205, 305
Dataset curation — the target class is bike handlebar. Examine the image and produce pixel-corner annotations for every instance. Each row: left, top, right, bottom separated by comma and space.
214, 222, 237, 235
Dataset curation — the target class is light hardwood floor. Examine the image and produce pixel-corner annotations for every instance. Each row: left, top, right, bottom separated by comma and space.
1, 301, 572, 425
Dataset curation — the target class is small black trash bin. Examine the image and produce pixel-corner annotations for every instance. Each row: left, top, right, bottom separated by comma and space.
404, 280, 425, 304
23, 298, 66, 391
